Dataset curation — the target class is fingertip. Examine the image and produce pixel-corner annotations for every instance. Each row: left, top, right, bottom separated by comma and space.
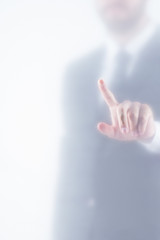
97, 122, 105, 132
98, 78, 104, 85
97, 122, 101, 130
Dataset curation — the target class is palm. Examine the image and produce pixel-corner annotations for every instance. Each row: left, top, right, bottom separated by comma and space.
97, 79, 155, 142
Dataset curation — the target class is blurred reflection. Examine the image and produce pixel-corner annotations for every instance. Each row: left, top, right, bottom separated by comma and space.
55, 0, 160, 239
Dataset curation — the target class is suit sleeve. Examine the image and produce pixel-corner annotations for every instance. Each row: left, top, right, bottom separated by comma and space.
139, 121, 160, 154
54, 63, 95, 240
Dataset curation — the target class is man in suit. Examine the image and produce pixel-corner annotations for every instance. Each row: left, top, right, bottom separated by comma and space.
55, 0, 160, 239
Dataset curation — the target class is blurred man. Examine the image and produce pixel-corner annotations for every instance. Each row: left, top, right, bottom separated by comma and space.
55, 0, 160, 240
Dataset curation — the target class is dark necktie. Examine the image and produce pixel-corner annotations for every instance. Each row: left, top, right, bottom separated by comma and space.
98, 50, 131, 123
110, 50, 131, 101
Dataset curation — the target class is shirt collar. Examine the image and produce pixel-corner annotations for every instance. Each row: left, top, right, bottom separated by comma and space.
104, 19, 159, 58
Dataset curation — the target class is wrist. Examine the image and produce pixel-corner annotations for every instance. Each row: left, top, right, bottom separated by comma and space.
139, 123, 156, 144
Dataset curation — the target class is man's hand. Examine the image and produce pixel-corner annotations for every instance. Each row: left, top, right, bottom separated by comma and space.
97, 79, 156, 141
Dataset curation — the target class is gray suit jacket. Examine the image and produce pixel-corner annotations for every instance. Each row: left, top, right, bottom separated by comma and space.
55, 28, 160, 240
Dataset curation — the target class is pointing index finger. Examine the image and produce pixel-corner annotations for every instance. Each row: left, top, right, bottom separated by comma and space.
98, 79, 118, 108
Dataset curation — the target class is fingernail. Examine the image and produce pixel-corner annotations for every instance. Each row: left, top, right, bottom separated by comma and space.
98, 123, 105, 131
99, 79, 104, 85
132, 131, 138, 137
121, 127, 128, 133
137, 128, 142, 135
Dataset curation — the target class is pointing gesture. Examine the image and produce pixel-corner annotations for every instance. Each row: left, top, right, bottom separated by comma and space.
97, 79, 156, 142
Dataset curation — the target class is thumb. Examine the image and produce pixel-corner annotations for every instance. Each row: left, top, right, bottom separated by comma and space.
97, 122, 115, 138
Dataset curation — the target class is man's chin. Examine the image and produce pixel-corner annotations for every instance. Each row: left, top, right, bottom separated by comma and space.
104, 17, 138, 33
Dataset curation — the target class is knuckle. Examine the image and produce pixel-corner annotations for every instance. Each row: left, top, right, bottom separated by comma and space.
128, 111, 136, 120
139, 116, 146, 123
122, 100, 131, 106
133, 102, 141, 109
133, 101, 140, 106
142, 103, 149, 108
141, 103, 150, 111
117, 105, 123, 113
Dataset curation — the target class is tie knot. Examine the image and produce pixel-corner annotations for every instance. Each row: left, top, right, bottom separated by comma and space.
113, 49, 131, 79
115, 49, 131, 68
110, 49, 132, 100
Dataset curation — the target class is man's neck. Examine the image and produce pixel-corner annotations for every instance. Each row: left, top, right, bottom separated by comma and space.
107, 14, 151, 46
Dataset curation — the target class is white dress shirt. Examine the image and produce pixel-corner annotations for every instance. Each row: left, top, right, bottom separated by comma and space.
99, 19, 160, 153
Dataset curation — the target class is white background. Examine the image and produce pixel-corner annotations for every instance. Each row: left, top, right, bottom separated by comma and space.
0, 0, 159, 239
